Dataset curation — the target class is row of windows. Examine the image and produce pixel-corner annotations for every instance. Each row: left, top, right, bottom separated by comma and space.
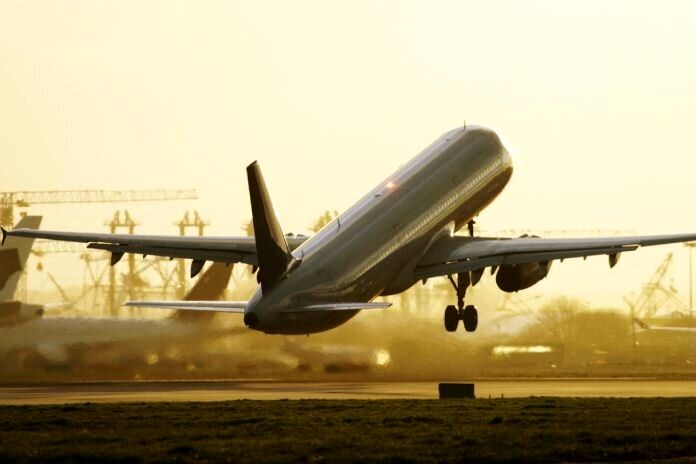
350, 156, 504, 280
337, 132, 458, 231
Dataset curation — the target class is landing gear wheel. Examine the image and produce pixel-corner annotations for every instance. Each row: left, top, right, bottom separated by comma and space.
444, 305, 459, 332
462, 305, 478, 332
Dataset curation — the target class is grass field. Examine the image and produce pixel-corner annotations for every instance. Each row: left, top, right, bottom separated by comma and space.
2, 398, 696, 463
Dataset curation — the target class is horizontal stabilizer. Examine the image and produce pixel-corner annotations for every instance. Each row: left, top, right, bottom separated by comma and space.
281, 302, 392, 313
125, 300, 247, 313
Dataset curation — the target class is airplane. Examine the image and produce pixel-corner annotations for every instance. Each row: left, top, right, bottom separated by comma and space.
4, 124, 696, 335
1, 261, 235, 374
0, 215, 47, 326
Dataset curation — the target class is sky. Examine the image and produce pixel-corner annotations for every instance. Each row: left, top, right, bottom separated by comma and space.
1, 0, 695, 308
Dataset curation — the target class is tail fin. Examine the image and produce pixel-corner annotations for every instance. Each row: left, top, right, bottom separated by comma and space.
173, 262, 234, 321
633, 317, 651, 330
247, 161, 292, 292
0, 216, 42, 301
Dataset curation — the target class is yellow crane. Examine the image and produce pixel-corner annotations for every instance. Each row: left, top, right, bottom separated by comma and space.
629, 253, 688, 319
0, 189, 197, 228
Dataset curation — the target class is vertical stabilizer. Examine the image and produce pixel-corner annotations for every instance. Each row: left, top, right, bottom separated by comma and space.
247, 162, 291, 292
0, 216, 42, 301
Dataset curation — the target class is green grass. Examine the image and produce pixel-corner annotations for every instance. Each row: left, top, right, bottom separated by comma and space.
3, 398, 696, 463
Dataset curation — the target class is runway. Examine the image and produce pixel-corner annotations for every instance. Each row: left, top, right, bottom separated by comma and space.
3, 379, 696, 404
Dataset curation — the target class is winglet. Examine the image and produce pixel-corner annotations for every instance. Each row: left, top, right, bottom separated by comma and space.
1, 227, 6, 246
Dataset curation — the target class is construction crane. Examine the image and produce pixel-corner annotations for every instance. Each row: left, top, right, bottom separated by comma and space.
106, 210, 139, 312
2, 189, 197, 315
629, 253, 688, 319
496, 293, 543, 317
685, 242, 696, 317
31, 240, 85, 256
66, 210, 179, 317
0, 189, 198, 228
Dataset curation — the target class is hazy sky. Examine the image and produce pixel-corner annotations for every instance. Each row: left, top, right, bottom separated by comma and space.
2, 0, 695, 307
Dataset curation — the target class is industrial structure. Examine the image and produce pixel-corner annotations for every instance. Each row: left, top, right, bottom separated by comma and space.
26, 210, 219, 318
626, 253, 688, 320
2, 189, 199, 316
0, 189, 197, 229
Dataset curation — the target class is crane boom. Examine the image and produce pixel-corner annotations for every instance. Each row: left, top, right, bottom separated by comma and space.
1, 189, 198, 228
1, 189, 196, 206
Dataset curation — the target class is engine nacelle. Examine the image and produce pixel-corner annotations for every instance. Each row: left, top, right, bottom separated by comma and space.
495, 261, 552, 292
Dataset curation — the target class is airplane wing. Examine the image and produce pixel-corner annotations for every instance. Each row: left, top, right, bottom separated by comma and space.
2, 228, 309, 271
415, 233, 696, 280
126, 300, 248, 313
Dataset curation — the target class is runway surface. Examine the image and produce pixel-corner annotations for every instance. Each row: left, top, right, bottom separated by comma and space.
3, 379, 696, 404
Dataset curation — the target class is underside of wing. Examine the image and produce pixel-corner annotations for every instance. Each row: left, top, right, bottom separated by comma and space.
125, 300, 247, 313
416, 233, 696, 280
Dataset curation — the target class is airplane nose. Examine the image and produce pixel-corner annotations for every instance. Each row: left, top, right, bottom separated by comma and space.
244, 312, 259, 329
502, 144, 514, 167
494, 131, 515, 166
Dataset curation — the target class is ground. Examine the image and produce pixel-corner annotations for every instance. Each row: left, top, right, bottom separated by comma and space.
3, 398, 696, 463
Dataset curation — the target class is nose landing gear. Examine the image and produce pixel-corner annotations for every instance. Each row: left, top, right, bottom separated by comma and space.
443, 272, 479, 332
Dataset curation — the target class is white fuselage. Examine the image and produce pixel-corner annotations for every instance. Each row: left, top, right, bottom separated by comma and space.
247, 125, 514, 334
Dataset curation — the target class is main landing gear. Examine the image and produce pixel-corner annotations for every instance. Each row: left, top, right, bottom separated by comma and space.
444, 272, 478, 333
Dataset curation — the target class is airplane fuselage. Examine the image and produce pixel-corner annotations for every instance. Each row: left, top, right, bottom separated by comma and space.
247, 125, 514, 334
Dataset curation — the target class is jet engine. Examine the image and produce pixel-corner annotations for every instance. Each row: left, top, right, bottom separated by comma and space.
495, 261, 552, 292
